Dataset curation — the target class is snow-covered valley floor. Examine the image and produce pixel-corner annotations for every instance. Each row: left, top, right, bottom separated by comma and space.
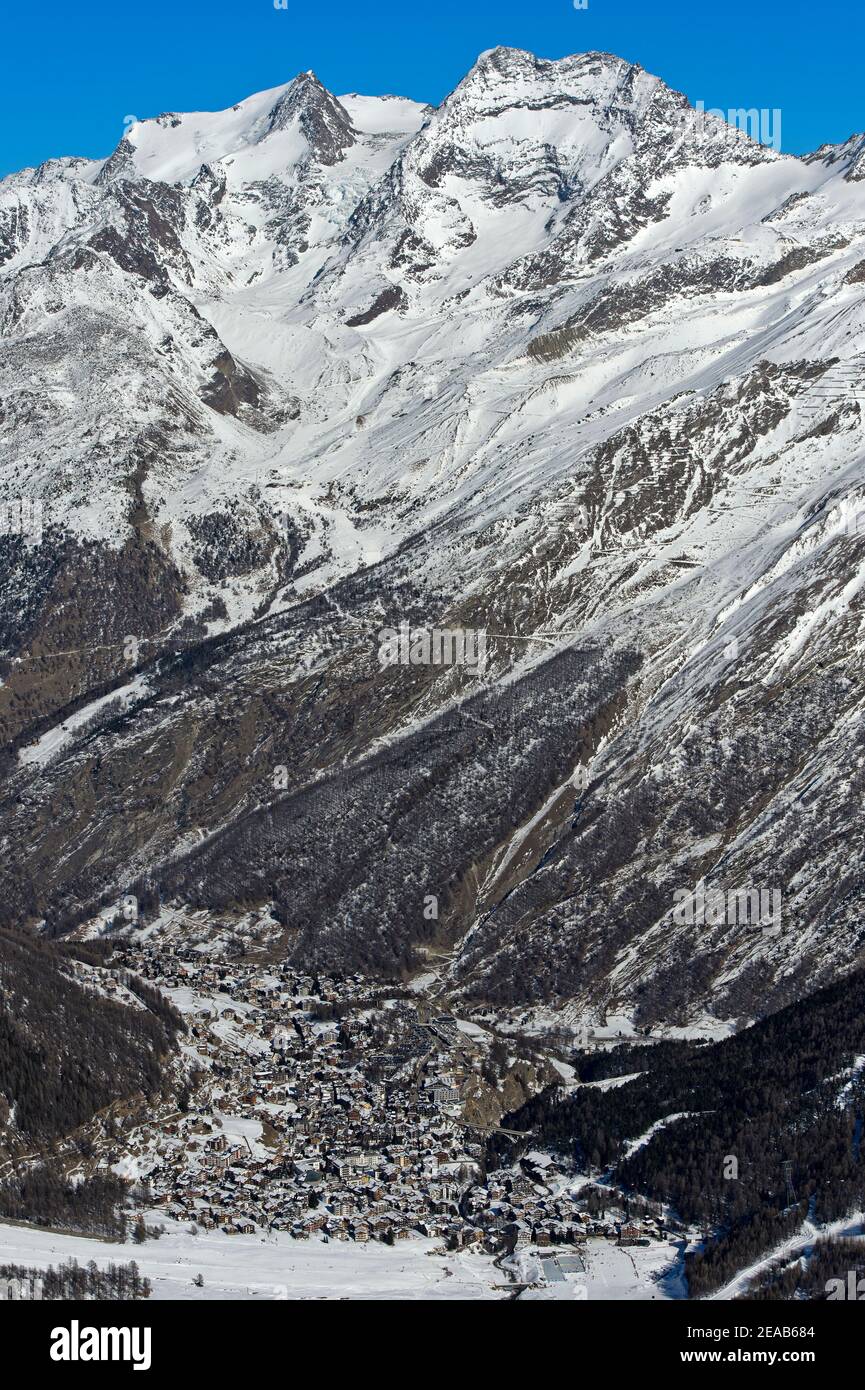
0, 1217, 503, 1300
0, 1218, 689, 1301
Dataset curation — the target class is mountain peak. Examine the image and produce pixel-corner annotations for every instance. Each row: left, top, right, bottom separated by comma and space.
468, 46, 635, 79
805, 131, 865, 181
475, 45, 540, 67
291, 69, 326, 91
265, 70, 356, 163
461, 45, 551, 86
443, 46, 650, 119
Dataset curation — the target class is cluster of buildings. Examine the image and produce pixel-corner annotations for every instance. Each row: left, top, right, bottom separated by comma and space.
105, 934, 661, 1254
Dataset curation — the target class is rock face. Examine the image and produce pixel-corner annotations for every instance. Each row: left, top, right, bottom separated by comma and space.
264, 72, 358, 164
2, 49, 865, 1031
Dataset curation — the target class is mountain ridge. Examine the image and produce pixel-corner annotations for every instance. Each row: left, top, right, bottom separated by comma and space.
0, 48, 863, 1039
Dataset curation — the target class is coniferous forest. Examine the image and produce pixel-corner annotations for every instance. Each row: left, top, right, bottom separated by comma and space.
0, 1168, 130, 1238
489, 968, 865, 1294
740, 1237, 865, 1300
0, 926, 181, 1143
0, 926, 182, 1236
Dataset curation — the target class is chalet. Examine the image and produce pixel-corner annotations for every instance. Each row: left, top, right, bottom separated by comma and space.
618, 1223, 642, 1246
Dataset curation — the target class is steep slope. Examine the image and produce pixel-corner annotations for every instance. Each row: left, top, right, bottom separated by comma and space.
1, 48, 864, 1032
0, 929, 181, 1148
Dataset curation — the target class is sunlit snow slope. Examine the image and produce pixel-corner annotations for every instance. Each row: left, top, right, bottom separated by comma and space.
2, 48, 864, 1029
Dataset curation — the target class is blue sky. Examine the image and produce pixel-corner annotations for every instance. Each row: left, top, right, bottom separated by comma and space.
1, 0, 861, 177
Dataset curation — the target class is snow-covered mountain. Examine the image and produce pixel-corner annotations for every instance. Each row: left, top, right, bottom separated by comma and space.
2, 48, 864, 1035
